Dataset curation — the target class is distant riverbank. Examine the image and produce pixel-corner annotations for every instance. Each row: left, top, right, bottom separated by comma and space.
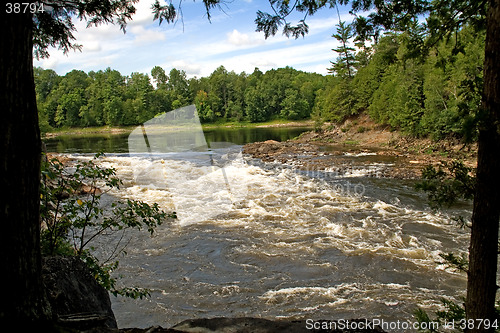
43, 114, 477, 175
43, 119, 314, 138
203, 119, 313, 129
43, 126, 135, 138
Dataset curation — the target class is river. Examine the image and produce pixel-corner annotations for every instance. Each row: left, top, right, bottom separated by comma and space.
44, 125, 470, 331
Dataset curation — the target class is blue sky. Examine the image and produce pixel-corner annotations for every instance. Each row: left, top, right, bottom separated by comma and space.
34, 0, 354, 78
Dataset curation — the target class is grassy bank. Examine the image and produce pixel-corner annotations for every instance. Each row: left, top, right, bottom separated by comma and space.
43, 125, 136, 138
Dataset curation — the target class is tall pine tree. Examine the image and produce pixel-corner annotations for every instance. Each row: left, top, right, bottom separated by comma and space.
328, 20, 356, 78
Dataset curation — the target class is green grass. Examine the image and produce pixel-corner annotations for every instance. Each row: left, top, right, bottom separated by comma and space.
45, 125, 135, 135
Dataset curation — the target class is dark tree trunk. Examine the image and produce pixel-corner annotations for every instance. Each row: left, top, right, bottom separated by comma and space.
0, 9, 49, 324
466, 0, 500, 329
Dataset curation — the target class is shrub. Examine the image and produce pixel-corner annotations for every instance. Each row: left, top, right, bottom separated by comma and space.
40, 152, 176, 298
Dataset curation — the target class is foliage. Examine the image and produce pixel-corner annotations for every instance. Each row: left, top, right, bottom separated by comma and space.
254, 0, 486, 45
363, 27, 484, 139
35, 65, 326, 127
328, 20, 357, 78
32, 0, 138, 59
34, 16, 484, 141
415, 299, 466, 333
415, 160, 475, 210
310, 23, 484, 140
253, 0, 486, 143
313, 76, 355, 123
414, 160, 477, 331
40, 152, 175, 298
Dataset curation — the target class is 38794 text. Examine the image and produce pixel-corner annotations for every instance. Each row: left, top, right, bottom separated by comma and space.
5, 2, 45, 14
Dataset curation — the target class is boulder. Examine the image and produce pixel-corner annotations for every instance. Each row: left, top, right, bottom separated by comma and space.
172, 317, 306, 332
171, 317, 386, 333
42, 256, 117, 330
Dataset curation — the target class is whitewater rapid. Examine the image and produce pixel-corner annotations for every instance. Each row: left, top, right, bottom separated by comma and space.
76, 151, 469, 329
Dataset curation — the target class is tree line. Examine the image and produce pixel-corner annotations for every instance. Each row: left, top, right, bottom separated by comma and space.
36, 24, 484, 144
35, 65, 326, 131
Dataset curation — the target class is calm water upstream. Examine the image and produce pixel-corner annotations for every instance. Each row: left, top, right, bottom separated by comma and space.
44, 126, 470, 331
44, 127, 310, 154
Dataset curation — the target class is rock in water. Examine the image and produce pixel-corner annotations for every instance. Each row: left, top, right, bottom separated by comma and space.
42, 256, 117, 330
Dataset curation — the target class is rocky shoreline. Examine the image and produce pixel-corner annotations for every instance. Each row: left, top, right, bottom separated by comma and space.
243, 115, 477, 179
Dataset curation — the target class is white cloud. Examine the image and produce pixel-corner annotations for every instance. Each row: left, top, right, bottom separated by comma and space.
130, 25, 166, 43
34, 0, 351, 77
75, 20, 125, 42
206, 38, 338, 75
306, 13, 354, 34
81, 41, 101, 52
226, 29, 263, 47
302, 63, 331, 75
36, 55, 60, 70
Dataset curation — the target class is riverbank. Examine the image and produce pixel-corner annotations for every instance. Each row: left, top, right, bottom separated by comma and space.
43, 115, 478, 178
202, 118, 314, 129
243, 114, 477, 179
43, 119, 314, 138
43, 126, 135, 138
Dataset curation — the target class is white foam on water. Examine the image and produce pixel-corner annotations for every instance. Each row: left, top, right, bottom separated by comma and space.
343, 152, 378, 157
260, 282, 412, 305
67, 152, 470, 328
85, 153, 469, 270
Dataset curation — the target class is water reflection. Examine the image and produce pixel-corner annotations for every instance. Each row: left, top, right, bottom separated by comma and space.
44, 127, 311, 154
203, 127, 309, 146
44, 133, 131, 154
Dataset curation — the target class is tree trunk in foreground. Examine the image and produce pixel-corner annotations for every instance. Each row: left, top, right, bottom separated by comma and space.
466, 0, 500, 330
0, 9, 49, 324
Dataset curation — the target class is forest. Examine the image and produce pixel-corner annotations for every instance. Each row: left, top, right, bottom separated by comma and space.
35, 65, 326, 130
35, 22, 484, 143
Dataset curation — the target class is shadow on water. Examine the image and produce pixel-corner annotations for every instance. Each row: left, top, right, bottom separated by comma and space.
203, 127, 311, 146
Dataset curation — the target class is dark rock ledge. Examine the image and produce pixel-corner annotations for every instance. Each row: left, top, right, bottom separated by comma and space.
42, 256, 117, 330
42, 256, 385, 333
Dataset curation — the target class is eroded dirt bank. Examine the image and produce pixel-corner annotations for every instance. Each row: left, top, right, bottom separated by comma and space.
243, 114, 477, 179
